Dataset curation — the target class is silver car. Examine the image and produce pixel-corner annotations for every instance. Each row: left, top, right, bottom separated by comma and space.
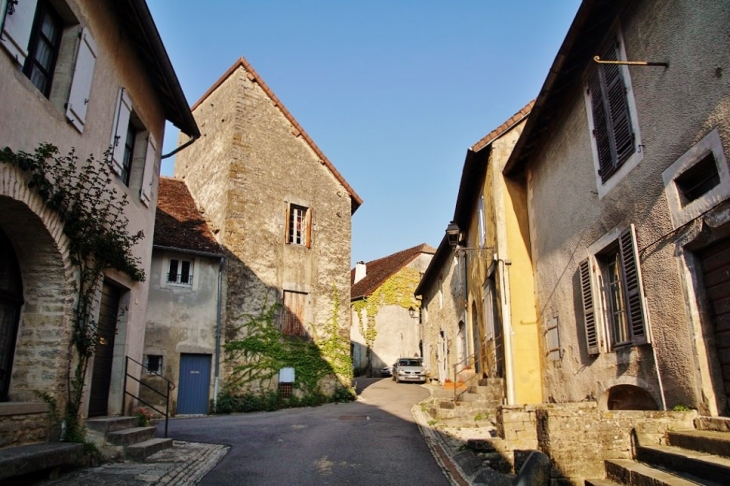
393, 357, 426, 383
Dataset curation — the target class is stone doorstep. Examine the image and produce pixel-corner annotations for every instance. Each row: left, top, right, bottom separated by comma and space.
668, 429, 730, 458
696, 416, 730, 433
105, 426, 158, 446
636, 444, 730, 484
606, 458, 710, 486
0, 442, 84, 480
124, 438, 173, 461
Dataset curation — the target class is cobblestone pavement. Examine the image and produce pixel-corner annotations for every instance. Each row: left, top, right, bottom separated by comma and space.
38, 441, 229, 486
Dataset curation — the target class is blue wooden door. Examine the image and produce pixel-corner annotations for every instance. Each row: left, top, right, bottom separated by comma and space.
177, 354, 211, 414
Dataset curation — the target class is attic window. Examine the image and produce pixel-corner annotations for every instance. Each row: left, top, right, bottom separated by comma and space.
675, 153, 720, 206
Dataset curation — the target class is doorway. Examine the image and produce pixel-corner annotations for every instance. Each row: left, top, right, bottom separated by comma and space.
88, 281, 121, 417
177, 353, 211, 415
0, 229, 23, 401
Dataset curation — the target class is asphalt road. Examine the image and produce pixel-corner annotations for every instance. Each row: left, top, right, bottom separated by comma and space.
166, 378, 451, 486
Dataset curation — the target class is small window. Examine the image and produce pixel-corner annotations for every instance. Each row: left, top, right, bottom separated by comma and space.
167, 259, 193, 286
282, 290, 306, 336
285, 204, 311, 247
478, 195, 486, 247
23, 0, 62, 97
675, 153, 720, 206
146, 355, 163, 375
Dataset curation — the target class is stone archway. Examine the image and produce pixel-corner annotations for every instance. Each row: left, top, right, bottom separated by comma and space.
602, 384, 659, 411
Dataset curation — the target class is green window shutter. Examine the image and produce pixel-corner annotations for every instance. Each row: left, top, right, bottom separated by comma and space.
619, 225, 649, 345
579, 258, 600, 355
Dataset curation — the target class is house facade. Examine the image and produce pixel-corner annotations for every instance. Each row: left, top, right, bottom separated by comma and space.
142, 177, 222, 416
504, 0, 730, 415
0, 0, 197, 447
449, 102, 542, 405
350, 244, 434, 376
173, 58, 361, 398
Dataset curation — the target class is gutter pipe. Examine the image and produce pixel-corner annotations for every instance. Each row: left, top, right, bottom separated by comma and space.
213, 256, 224, 412
161, 134, 199, 160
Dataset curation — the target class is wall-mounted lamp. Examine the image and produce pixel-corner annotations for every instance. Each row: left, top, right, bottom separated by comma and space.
444, 221, 494, 258
446, 221, 461, 247
408, 306, 418, 319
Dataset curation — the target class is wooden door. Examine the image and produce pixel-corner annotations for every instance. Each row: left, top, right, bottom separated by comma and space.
88, 282, 120, 417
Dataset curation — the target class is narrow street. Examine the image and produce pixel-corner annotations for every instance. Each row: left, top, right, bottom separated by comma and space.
167, 378, 450, 486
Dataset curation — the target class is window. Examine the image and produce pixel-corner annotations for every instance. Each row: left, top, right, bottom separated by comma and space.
285, 203, 311, 247
282, 290, 306, 336
663, 128, 730, 228
580, 225, 649, 354
584, 29, 642, 195
478, 195, 486, 247
167, 259, 193, 286
110, 88, 157, 204
145, 355, 163, 375
1, 1, 97, 131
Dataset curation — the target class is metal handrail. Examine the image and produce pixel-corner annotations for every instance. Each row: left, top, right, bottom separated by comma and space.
451, 348, 487, 404
122, 356, 175, 438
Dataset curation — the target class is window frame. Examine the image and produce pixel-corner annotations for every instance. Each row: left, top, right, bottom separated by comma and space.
285, 203, 312, 247
145, 355, 163, 375
167, 258, 193, 287
22, 0, 63, 97
580, 224, 650, 355
584, 26, 643, 198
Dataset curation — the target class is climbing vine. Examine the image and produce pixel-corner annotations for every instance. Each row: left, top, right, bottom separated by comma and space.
352, 267, 422, 374
0, 144, 145, 441
221, 285, 354, 410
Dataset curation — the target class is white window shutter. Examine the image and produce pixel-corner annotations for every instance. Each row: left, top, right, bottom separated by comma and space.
109, 88, 132, 175
66, 28, 97, 132
579, 258, 600, 355
140, 135, 156, 206
1, 0, 38, 66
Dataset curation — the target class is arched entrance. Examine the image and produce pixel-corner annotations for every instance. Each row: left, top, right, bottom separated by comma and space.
601, 384, 659, 410
0, 229, 23, 401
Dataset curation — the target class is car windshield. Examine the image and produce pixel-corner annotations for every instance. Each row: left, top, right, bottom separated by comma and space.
399, 359, 421, 366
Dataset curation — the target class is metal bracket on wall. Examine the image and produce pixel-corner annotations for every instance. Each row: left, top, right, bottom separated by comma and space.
594, 56, 668, 68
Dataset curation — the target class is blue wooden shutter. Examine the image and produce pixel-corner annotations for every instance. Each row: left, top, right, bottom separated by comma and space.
579, 258, 600, 355
66, 28, 97, 132
0, 0, 38, 66
618, 225, 649, 345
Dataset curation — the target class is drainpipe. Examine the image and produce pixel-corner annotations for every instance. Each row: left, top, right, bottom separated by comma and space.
213, 256, 224, 412
499, 258, 516, 405
161, 135, 199, 160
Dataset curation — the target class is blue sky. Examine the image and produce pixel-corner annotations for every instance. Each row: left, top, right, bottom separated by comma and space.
148, 0, 582, 266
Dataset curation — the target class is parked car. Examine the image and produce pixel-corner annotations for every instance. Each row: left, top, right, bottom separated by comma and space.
393, 357, 426, 384
381, 364, 393, 377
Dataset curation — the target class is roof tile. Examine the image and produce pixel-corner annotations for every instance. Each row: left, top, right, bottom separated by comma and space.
351, 243, 436, 300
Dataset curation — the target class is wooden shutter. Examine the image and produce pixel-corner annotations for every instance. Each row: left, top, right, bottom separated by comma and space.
284, 203, 291, 243
66, 28, 97, 132
618, 225, 649, 345
579, 258, 600, 355
305, 207, 312, 248
282, 291, 305, 336
140, 135, 156, 206
0, 0, 38, 66
109, 88, 132, 175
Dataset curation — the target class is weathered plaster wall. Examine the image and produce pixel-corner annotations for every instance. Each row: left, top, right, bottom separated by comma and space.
174, 64, 353, 392
525, 0, 730, 410
0, 0, 168, 420
142, 251, 220, 413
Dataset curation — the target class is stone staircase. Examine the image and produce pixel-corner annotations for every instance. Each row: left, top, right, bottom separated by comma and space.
427, 378, 504, 423
586, 417, 730, 486
86, 416, 172, 461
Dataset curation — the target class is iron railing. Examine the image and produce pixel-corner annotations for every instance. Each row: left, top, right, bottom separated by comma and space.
451, 345, 489, 404
122, 355, 175, 438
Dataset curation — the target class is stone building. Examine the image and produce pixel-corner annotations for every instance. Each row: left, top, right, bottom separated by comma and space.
173, 57, 361, 398
415, 238, 462, 384
142, 177, 222, 416
350, 244, 435, 376
442, 102, 542, 405
504, 0, 730, 415
0, 0, 197, 447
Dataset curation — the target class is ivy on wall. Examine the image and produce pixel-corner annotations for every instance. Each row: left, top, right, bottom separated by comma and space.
223, 285, 353, 405
352, 267, 422, 373
0, 144, 145, 442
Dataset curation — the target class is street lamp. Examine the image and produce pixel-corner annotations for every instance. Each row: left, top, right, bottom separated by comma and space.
446, 221, 460, 247
445, 221, 494, 258
408, 306, 418, 319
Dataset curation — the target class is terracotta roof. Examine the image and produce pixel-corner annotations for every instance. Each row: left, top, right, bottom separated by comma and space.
471, 100, 535, 153
351, 243, 436, 300
191, 57, 363, 214
154, 177, 221, 255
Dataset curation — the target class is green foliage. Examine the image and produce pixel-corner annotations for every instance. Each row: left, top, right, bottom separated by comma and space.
672, 404, 691, 412
0, 144, 146, 442
223, 285, 354, 407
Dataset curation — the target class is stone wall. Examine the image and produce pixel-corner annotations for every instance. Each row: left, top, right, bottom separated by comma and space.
0, 404, 52, 449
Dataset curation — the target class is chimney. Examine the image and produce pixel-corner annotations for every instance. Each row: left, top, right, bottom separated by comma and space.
354, 261, 366, 284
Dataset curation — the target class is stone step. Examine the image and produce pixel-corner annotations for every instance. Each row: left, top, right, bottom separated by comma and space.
124, 438, 173, 461
584, 479, 622, 486
606, 459, 724, 486
106, 426, 158, 446
667, 429, 730, 458
637, 444, 730, 484
0, 442, 84, 481
467, 438, 497, 452
86, 416, 140, 434
695, 416, 730, 433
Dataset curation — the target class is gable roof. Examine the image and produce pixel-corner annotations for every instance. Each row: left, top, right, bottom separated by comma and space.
503, 0, 633, 175
154, 177, 221, 256
191, 57, 363, 214
414, 236, 452, 297
453, 101, 534, 226
116, 0, 199, 137
351, 243, 436, 301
